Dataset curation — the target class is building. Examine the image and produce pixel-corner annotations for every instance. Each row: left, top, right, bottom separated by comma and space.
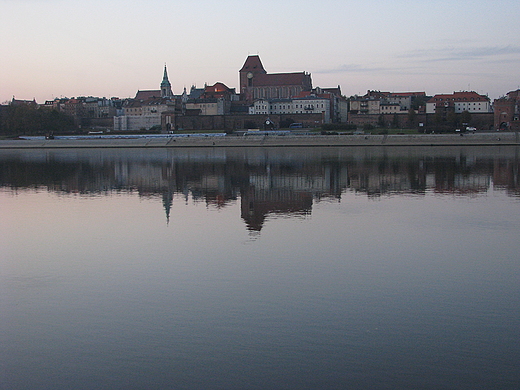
365, 91, 426, 111
350, 91, 426, 115
114, 66, 177, 131
249, 94, 331, 123
239, 55, 312, 103
10, 98, 38, 108
494, 89, 520, 131
349, 98, 381, 115
184, 82, 238, 116
426, 91, 491, 114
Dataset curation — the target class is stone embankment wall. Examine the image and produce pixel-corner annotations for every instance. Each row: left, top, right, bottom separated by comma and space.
1, 132, 518, 149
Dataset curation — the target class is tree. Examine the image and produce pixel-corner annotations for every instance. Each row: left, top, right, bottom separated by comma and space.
0, 105, 76, 136
446, 110, 458, 126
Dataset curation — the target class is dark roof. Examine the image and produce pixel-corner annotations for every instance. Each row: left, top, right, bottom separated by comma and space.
188, 88, 204, 99
240, 55, 266, 73
11, 98, 38, 107
320, 87, 342, 96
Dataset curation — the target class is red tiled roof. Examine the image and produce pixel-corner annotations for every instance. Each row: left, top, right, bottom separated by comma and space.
427, 91, 489, 103
294, 91, 331, 99
388, 92, 426, 97
252, 72, 310, 87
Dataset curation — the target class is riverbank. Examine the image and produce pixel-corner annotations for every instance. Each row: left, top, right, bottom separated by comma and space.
0, 132, 518, 148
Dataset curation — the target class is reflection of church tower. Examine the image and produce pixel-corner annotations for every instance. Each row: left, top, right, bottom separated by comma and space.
161, 64, 173, 98
163, 190, 173, 225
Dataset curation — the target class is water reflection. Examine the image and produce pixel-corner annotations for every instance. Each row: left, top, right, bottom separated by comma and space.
1, 146, 519, 231
2, 146, 520, 390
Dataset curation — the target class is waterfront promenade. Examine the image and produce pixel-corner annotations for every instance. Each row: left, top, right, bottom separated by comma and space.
0, 132, 518, 149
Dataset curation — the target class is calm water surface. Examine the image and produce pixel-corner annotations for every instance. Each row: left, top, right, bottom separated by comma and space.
1, 146, 519, 389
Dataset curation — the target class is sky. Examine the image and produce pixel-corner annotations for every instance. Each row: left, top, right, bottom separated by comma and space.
1, 0, 519, 103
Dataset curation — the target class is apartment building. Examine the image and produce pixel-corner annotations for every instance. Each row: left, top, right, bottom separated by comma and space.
426, 91, 491, 114
250, 95, 331, 123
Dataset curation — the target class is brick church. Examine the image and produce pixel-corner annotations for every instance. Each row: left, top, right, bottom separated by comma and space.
239, 55, 312, 103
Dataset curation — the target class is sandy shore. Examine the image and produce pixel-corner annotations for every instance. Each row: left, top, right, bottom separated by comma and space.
0, 132, 518, 149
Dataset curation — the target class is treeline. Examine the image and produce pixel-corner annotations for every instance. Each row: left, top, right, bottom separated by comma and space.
0, 105, 78, 136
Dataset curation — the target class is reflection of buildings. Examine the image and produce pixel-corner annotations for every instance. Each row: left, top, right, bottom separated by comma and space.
493, 158, 520, 197
1, 148, 519, 232
241, 185, 313, 231
240, 168, 347, 231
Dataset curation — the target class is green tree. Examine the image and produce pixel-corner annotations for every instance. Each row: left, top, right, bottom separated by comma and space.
0, 105, 76, 136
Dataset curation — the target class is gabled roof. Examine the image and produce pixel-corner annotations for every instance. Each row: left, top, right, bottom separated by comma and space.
135, 90, 161, 100
11, 98, 38, 107
320, 87, 342, 96
188, 87, 204, 99
205, 82, 233, 93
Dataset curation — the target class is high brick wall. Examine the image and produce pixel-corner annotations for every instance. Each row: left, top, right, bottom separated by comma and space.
349, 112, 493, 130
167, 113, 325, 131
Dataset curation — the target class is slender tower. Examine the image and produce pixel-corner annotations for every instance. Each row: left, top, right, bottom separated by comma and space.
161, 64, 173, 98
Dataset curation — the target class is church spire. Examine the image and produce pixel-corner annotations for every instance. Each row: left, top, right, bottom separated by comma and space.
161, 64, 173, 98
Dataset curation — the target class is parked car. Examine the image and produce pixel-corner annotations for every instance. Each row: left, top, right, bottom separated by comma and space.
289, 123, 303, 129
466, 127, 477, 132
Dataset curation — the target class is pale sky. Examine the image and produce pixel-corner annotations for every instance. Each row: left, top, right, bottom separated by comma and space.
1, 0, 519, 103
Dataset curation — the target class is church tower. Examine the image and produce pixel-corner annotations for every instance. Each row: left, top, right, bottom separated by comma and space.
161, 64, 173, 98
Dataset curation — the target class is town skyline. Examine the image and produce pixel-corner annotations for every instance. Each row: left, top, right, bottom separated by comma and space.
2, 0, 519, 104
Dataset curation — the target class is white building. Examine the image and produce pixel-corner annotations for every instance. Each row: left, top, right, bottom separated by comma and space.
113, 115, 162, 131
426, 91, 491, 114
249, 96, 331, 122
114, 98, 174, 131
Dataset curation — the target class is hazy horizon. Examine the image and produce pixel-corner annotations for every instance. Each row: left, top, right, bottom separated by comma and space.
2, 0, 519, 103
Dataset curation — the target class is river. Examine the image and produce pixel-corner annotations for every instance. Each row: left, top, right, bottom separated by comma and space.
1, 146, 519, 389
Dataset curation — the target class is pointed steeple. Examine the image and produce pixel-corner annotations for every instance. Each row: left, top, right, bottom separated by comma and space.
161, 64, 173, 98
163, 190, 173, 226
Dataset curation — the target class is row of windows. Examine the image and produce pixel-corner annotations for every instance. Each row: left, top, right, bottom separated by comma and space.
434, 97, 483, 102
254, 110, 326, 115
256, 103, 326, 110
